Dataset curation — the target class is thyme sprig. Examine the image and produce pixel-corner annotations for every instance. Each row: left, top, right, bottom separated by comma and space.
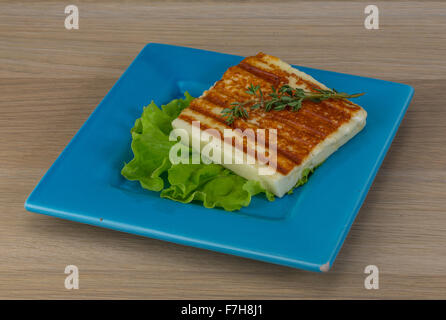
221, 84, 364, 125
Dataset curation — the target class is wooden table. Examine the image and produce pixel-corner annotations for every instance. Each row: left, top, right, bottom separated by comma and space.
1, 1, 445, 299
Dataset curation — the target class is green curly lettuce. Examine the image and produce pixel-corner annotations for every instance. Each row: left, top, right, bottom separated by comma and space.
121, 93, 194, 191
161, 163, 255, 211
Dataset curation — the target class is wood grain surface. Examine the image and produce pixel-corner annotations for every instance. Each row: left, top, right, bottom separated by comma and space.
1, 0, 445, 299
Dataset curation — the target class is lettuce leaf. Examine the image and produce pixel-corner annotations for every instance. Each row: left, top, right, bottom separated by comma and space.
160, 163, 253, 211
122, 92, 316, 211
121, 93, 193, 191
242, 180, 275, 201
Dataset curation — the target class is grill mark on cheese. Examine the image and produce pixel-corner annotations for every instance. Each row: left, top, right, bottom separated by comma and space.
300, 108, 338, 129
205, 65, 344, 142
238, 62, 285, 86
209, 66, 277, 102
200, 92, 323, 150
179, 112, 302, 173
261, 110, 328, 139
245, 110, 322, 149
200, 95, 316, 155
242, 55, 318, 91
324, 99, 361, 114
187, 98, 311, 166
305, 100, 352, 121
188, 98, 227, 125
244, 53, 361, 112
176, 52, 363, 175
222, 60, 356, 125
202, 92, 231, 110
177, 113, 294, 174
200, 89, 333, 150
233, 120, 307, 165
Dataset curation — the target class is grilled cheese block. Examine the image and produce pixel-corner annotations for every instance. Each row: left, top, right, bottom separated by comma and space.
172, 53, 367, 197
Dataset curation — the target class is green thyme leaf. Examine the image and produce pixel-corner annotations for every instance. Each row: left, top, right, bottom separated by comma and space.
221, 83, 364, 125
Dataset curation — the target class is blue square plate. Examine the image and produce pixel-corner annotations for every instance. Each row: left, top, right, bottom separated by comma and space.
25, 43, 414, 272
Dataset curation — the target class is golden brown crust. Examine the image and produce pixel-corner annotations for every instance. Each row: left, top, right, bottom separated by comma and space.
177, 53, 362, 175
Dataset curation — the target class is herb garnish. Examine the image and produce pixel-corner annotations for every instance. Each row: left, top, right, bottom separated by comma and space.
221, 84, 364, 125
